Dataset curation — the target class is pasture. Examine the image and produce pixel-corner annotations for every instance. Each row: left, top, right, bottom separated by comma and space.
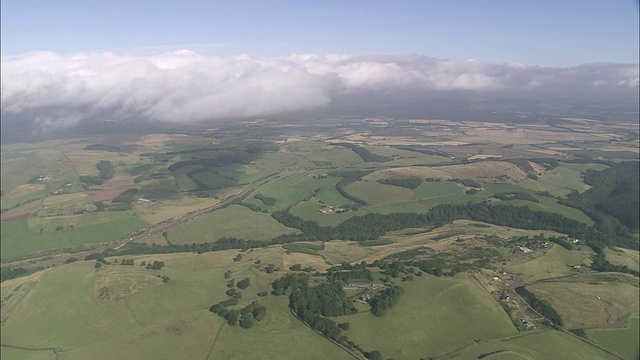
527, 273, 639, 329
164, 205, 299, 244
243, 176, 315, 211
0, 249, 353, 360
1, 215, 148, 261
343, 181, 414, 205
505, 245, 595, 283
444, 329, 618, 360
336, 273, 517, 359
518, 163, 608, 197
136, 197, 220, 224
604, 248, 639, 272
413, 181, 463, 199
588, 317, 640, 360
363, 161, 530, 184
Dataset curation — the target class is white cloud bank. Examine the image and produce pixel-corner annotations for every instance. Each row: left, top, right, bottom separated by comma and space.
1, 51, 638, 128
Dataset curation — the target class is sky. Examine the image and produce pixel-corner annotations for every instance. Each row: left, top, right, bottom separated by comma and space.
2, 0, 638, 66
1, 1, 638, 132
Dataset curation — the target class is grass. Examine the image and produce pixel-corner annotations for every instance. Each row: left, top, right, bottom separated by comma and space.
604, 248, 639, 272
1, 216, 148, 261
587, 317, 640, 360
0, 346, 56, 360
290, 201, 356, 227
286, 141, 364, 167
336, 274, 517, 359
527, 273, 639, 329
517, 163, 602, 197
165, 205, 299, 244
243, 177, 315, 212
444, 329, 619, 360
343, 181, 414, 205
27, 211, 137, 232
293, 175, 358, 207
0, 249, 353, 360
138, 178, 181, 200
505, 245, 595, 283
414, 181, 463, 199
207, 296, 353, 360
189, 169, 239, 189
1, 187, 48, 211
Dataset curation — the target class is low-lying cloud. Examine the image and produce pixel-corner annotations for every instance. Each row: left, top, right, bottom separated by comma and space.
1, 51, 638, 129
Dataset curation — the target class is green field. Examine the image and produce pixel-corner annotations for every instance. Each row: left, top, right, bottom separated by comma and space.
604, 248, 640, 272
284, 141, 364, 167
0, 346, 55, 360
343, 181, 414, 205
413, 181, 463, 199
444, 329, 618, 360
243, 176, 315, 211
292, 175, 358, 207
505, 245, 594, 283
517, 163, 607, 197
527, 273, 639, 329
164, 205, 300, 244
138, 178, 181, 200
0, 250, 353, 360
1, 216, 149, 261
189, 169, 240, 188
336, 274, 517, 359
588, 317, 640, 360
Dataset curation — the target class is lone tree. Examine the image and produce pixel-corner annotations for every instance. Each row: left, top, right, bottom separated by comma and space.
237, 278, 251, 289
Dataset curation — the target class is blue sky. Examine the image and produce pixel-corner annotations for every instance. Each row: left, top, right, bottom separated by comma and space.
2, 0, 638, 66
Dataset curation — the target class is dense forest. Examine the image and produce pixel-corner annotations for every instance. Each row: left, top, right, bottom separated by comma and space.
562, 161, 639, 230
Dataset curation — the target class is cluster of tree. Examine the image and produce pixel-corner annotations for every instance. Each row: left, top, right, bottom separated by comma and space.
209, 299, 267, 328
546, 236, 575, 250
515, 286, 563, 327
369, 285, 404, 316
590, 245, 639, 276
96, 160, 115, 180
282, 242, 325, 254
327, 266, 373, 283
271, 273, 309, 296
83, 237, 274, 262
139, 152, 170, 163
0, 267, 29, 283
449, 178, 482, 188
84, 144, 121, 152
79, 175, 104, 185
167, 154, 248, 172
378, 177, 423, 189
290, 281, 357, 317
112, 188, 138, 204
491, 192, 540, 203
528, 158, 560, 170
236, 278, 251, 289
271, 271, 391, 358
120, 258, 135, 265
134, 173, 167, 183
562, 161, 639, 231
94, 201, 133, 212
391, 145, 450, 157
289, 264, 316, 272
145, 260, 165, 270
254, 194, 277, 206
330, 170, 372, 205
334, 143, 391, 162
279, 277, 353, 343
